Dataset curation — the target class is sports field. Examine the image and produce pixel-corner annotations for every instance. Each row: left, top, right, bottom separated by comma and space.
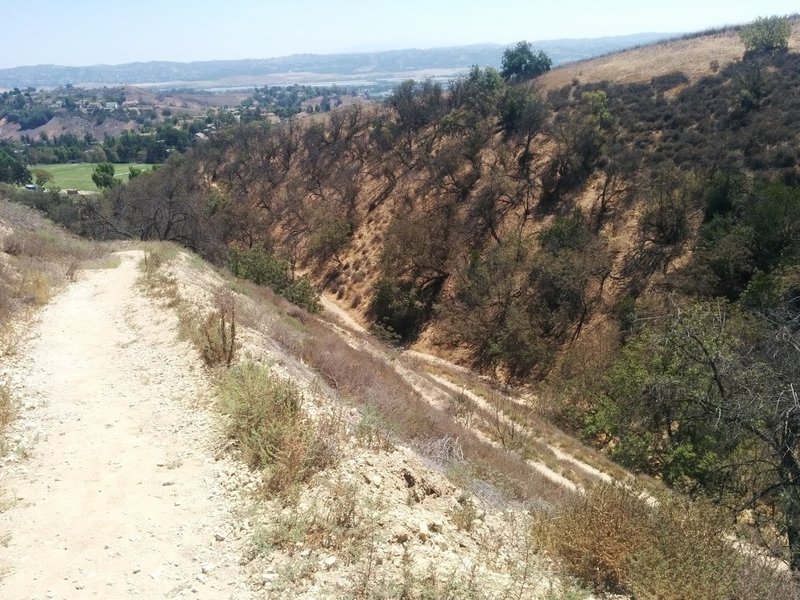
33, 163, 155, 191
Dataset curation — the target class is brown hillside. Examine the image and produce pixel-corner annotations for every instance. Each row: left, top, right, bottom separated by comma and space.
539, 19, 800, 89
81, 19, 800, 384
14, 19, 800, 588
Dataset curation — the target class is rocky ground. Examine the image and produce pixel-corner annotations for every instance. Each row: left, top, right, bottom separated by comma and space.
0, 251, 256, 599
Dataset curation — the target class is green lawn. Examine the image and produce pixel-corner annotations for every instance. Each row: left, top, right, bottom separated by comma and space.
33, 163, 155, 191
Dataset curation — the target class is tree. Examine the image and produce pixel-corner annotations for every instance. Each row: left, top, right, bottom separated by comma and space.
593, 298, 800, 570
92, 162, 117, 189
499, 86, 547, 177
500, 41, 552, 82
32, 168, 54, 188
740, 16, 791, 55
0, 146, 31, 185
449, 66, 506, 118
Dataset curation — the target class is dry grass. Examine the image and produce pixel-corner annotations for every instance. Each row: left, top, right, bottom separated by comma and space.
138, 243, 179, 277
538, 19, 800, 90
0, 382, 17, 454
0, 197, 110, 349
272, 313, 573, 506
535, 483, 799, 599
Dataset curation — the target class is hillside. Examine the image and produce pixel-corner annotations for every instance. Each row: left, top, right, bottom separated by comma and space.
539, 18, 800, 89
74, 18, 800, 367
1, 215, 792, 598
4, 16, 800, 597
0, 207, 633, 598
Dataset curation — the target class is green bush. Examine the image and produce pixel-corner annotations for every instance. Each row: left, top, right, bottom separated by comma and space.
741, 16, 792, 55
283, 276, 322, 314
216, 362, 336, 493
369, 276, 427, 341
228, 247, 291, 292
228, 247, 320, 313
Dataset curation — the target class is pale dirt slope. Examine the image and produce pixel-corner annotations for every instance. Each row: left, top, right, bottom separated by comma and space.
0, 251, 253, 600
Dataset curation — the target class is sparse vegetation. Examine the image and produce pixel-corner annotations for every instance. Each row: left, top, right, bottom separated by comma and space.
0, 382, 17, 453
536, 483, 798, 599
216, 362, 339, 494
0, 195, 107, 338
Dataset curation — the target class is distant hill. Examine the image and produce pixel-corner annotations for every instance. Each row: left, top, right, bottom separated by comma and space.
540, 19, 800, 89
0, 33, 672, 89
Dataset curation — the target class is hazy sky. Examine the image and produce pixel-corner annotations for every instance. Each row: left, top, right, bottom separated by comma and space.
1, 0, 796, 68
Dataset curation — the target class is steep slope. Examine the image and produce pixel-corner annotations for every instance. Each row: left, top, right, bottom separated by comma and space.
80, 21, 800, 380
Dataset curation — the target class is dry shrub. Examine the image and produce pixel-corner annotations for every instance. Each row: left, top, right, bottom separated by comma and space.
450, 492, 480, 532
355, 405, 395, 451
19, 271, 50, 306
65, 260, 79, 282
1, 234, 25, 256
446, 390, 477, 427
0, 274, 12, 318
216, 362, 338, 495
0, 383, 16, 436
198, 288, 238, 368
308, 479, 380, 557
139, 243, 178, 276
261, 478, 379, 565
536, 483, 799, 599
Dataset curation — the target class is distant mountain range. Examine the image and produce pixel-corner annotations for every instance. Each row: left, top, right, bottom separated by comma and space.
0, 33, 676, 89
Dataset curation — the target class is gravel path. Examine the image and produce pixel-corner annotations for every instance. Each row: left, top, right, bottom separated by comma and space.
0, 250, 253, 600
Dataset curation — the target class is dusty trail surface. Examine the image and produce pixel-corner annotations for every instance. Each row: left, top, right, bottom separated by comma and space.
0, 251, 252, 600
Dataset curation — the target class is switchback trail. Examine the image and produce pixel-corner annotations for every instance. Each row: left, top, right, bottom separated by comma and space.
0, 251, 253, 600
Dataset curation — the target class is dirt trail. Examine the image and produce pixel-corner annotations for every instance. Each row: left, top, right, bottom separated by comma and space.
0, 251, 253, 600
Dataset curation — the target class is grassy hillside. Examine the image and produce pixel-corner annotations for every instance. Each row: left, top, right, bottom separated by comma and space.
539, 17, 800, 90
